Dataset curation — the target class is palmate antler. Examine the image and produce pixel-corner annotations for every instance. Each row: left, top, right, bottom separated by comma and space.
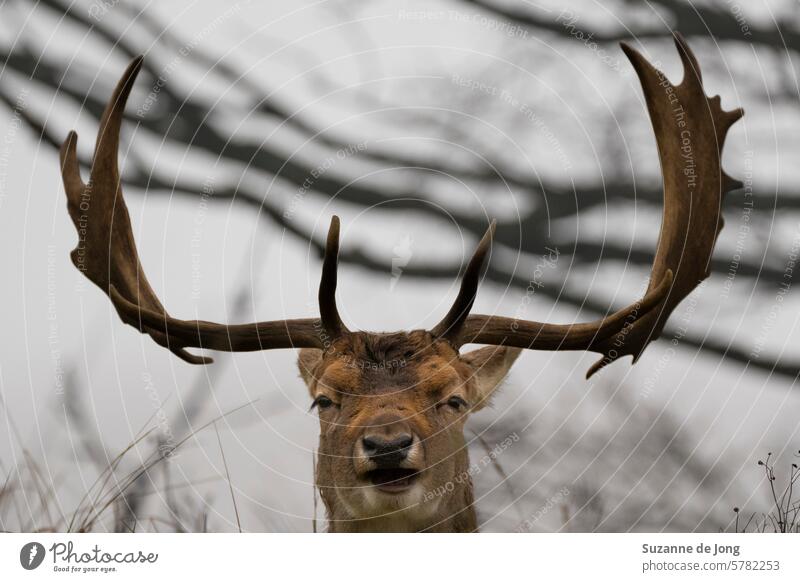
451, 34, 743, 377
59, 57, 344, 363
60, 34, 739, 377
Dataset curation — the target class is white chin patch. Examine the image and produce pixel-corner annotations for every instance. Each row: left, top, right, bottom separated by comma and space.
359, 482, 430, 516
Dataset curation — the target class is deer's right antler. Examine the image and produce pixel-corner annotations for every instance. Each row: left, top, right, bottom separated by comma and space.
59, 57, 345, 363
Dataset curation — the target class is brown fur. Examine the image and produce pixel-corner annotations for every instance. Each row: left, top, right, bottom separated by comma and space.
298, 331, 520, 532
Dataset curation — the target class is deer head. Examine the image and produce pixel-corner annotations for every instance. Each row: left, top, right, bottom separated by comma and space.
59, 34, 742, 532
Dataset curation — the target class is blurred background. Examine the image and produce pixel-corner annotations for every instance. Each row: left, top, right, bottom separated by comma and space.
0, 0, 798, 532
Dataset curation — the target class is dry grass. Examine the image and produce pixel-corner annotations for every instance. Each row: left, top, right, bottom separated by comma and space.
0, 401, 259, 533
732, 452, 800, 533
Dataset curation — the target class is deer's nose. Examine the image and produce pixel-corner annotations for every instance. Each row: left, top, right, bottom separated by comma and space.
362, 434, 414, 467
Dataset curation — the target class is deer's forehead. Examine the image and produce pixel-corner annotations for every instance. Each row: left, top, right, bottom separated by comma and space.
316, 353, 464, 396
313, 357, 359, 392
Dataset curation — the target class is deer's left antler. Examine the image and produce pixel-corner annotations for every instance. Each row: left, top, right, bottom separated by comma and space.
439, 33, 743, 378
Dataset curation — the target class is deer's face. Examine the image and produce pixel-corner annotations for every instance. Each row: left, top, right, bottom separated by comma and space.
298, 331, 519, 524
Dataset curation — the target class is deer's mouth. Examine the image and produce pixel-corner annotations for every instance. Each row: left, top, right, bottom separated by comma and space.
366, 468, 419, 493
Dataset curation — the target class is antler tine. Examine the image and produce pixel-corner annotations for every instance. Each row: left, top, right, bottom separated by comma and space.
60, 56, 325, 362
59, 131, 85, 199
91, 56, 143, 188
318, 215, 349, 340
459, 33, 742, 378
431, 221, 496, 344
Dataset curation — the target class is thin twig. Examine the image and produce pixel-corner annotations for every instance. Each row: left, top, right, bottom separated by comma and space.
215, 422, 241, 533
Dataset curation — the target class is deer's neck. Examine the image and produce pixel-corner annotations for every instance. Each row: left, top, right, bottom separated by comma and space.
322, 450, 477, 533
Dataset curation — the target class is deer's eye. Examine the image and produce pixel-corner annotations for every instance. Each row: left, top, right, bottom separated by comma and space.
446, 396, 467, 410
312, 395, 335, 410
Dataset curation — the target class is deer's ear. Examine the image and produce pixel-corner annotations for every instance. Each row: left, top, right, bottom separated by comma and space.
461, 346, 521, 412
297, 348, 324, 394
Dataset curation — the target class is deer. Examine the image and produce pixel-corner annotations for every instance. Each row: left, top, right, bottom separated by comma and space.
59, 33, 742, 532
